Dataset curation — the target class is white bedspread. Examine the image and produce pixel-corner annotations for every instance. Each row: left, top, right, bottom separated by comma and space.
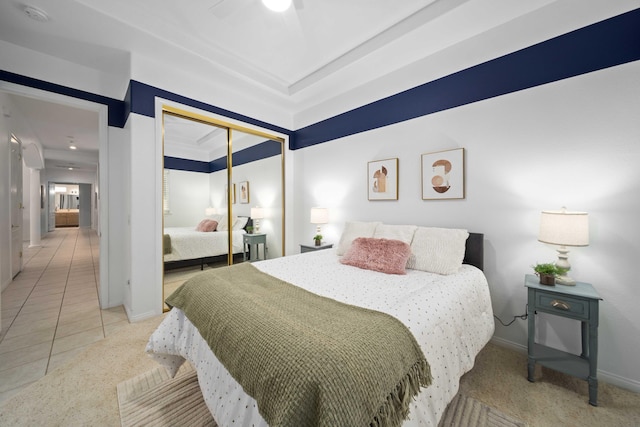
147, 249, 495, 426
163, 227, 245, 262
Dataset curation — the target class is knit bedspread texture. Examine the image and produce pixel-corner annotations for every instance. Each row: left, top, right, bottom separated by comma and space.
166, 262, 432, 427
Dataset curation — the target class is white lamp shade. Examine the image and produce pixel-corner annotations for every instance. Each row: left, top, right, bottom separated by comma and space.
251, 207, 265, 219
538, 208, 589, 247
310, 207, 329, 224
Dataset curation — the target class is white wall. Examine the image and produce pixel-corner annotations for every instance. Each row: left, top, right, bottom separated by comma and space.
105, 125, 130, 310
231, 155, 284, 258
163, 170, 210, 228
127, 113, 162, 321
292, 61, 640, 391
0, 93, 12, 292
0, 40, 128, 100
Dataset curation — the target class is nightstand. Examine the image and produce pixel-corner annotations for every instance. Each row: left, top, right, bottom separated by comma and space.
300, 243, 333, 253
243, 233, 267, 262
525, 274, 602, 406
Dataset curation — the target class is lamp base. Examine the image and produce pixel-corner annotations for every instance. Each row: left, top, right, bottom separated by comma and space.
556, 275, 576, 286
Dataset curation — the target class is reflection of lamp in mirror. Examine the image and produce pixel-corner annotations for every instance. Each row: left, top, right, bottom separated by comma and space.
251, 207, 265, 233
205, 207, 217, 216
538, 207, 589, 285
310, 207, 329, 237
262, 0, 291, 12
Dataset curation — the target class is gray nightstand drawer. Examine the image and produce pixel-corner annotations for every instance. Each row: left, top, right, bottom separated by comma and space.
535, 293, 589, 320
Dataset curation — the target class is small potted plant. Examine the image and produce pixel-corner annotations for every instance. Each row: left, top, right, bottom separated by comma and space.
246, 225, 254, 234
313, 234, 323, 246
532, 263, 567, 286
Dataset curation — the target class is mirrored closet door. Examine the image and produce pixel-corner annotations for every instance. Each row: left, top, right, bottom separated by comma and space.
161, 107, 285, 309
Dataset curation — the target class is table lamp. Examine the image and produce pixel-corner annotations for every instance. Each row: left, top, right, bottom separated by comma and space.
538, 207, 589, 285
310, 207, 329, 235
250, 207, 265, 233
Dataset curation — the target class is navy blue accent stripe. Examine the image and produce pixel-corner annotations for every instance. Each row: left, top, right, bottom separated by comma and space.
0, 70, 126, 128
164, 156, 210, 173
209, 157, 228, 174
292, 8, 640, 150
166, 140, 282, 174
128, 80, 294, 144
232, 140, 282, 168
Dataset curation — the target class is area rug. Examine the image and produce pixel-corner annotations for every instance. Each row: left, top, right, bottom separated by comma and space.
118, 365, 526, 427
438, 393, 527, 427
117, 364, 216, 426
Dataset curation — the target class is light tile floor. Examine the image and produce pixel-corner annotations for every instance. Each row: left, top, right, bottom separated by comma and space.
0, 227, 129, 404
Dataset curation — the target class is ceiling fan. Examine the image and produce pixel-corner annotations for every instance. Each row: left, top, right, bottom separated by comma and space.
210, 0, 304, 19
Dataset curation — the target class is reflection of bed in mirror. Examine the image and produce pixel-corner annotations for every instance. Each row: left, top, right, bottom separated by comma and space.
163, 216, 251, 270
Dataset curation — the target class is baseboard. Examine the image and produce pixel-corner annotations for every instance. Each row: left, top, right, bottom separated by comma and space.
598, 369, 640, 393
124, 305, 159, 323
490, 336, 527, 354
489, 336, 640, 393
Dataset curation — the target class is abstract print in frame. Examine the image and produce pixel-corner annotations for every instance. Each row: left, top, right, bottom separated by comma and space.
421, 148, 465, 200
368, 158, 398, 201
239, 181, 250, 204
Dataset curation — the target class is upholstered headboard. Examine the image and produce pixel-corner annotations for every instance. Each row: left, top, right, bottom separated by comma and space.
463, 232, 484, 271
241, 216, 253, 232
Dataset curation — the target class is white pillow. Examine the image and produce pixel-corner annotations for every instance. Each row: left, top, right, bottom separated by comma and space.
233, 216, 249, 230
406, 227, 469, 275
217, 215, 237, 231
336, 221, 381, 255
373, 224, 417, 245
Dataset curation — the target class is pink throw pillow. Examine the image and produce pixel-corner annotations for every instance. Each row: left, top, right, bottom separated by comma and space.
340, 237, 411, 275
203, 220, 218, 232
195, 219, 218, 232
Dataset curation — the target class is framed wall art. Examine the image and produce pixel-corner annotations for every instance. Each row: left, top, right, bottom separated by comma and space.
239, 181, 250, 204
421, 148, 465, 200
368, 158, 398, 201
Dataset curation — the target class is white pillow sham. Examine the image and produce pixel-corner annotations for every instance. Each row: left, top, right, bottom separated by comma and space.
406, 227, 469, 275
336, 221, 381, 255
217, 215, 236, 231
234, 216, 249, 230
372, 224, 417, 245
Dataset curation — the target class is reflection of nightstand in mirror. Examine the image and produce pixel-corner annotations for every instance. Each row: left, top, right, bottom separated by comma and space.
243, 233, 267, 262
300, 243, 333, 253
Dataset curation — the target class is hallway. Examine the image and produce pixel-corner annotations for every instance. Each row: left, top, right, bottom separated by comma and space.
0, 228, 128, 403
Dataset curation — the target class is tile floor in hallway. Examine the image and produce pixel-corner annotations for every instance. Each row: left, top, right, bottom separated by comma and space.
0, 227, 129, 404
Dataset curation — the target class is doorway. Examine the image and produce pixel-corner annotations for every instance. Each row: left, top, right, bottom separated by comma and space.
0, 81, 110, 309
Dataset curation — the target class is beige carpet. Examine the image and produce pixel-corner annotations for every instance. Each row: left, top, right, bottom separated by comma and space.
0, 313, 639, 427
117, 364, 524, 427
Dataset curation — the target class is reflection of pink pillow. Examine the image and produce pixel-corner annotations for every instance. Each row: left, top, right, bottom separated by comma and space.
340, 237, 411, 275
195, 219, 218, 232
203, 220, 218, 232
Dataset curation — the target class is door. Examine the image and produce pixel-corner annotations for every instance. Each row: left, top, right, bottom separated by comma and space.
10, 135, 23, 278
48, 182, 55, 231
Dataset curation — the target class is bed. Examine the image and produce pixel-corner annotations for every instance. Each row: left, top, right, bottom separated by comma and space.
163, 216, 250, 269
147, 223, 494, 426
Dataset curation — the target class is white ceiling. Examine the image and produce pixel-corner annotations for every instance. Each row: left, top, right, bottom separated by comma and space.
0, 0, 636, 168
163, 113, 272, 161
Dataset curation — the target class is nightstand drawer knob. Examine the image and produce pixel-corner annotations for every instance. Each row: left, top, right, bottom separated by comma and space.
551, 299, 570, 310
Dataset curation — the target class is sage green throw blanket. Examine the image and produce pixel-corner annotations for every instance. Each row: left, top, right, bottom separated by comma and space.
166, 263, 432, 427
